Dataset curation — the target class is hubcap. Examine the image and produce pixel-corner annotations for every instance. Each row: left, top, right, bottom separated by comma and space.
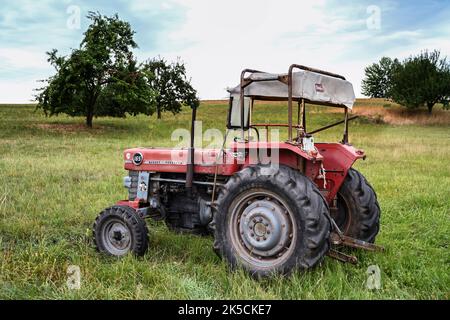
102, 219, 132, 256
229, 190, 296, 267
239, 199, 291, 257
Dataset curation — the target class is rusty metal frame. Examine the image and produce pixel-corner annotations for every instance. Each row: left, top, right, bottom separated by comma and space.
238, 64, 352, 144
287, 64, 347, 142
240, 69, 264, 141
327, 218, 384, 264
308, 115, 358, 135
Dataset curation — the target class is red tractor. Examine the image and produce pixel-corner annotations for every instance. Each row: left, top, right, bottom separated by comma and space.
93, 64, 381, 277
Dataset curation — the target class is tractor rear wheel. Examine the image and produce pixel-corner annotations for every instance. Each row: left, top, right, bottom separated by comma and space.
213, 165, 331, 277
331, 168, 380, 243
93, 206, 149, 257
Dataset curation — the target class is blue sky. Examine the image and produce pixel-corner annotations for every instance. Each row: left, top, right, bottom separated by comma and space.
1, 0, 450, 102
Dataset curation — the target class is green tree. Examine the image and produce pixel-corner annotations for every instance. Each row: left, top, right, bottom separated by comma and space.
36, 12, 156, 127
390, 50, 450, 114
361, 57, 399, 98
142, 57, 199, 119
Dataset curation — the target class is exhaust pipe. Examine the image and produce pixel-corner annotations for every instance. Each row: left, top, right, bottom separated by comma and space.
186, 105, 197, 197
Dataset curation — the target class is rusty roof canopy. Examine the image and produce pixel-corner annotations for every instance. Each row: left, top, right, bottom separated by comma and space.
228, 69, 356, 109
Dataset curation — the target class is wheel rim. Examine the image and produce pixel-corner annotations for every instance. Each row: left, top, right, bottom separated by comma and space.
101, 218, 132, 256
228, 189, 296, 269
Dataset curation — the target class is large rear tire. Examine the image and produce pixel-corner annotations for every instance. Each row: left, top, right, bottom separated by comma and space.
213, 165, 331, 277
331, 168, 380, 243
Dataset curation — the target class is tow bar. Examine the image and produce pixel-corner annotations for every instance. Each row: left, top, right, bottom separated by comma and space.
327, 219, 384, 264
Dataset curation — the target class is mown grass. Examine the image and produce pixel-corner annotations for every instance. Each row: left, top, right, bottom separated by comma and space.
0, 100, 449, 299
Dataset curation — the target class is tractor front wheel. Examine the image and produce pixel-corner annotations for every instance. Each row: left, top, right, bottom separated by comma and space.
93, 206, 149, 257
331, 168, 380, 243
214, 165, 331, 277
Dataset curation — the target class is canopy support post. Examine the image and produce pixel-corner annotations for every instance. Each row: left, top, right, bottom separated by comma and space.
186, 105, 197, 198
248, 98, 254, 141
240, 70, 246, 142
302, 99, 306, 134
288, 65, 294, 142
342, 108, 349, 144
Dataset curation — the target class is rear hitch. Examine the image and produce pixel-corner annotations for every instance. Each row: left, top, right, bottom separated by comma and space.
327, 248, 358, 264
330, 232, 384, 252
327, 218, 384, 264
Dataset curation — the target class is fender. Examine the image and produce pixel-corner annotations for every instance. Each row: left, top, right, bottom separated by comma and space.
314, 143, 365, 203
236, 142, 364, 203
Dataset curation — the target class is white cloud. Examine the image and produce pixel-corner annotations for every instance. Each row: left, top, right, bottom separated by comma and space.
147, 0, 368, 99
0, 48, 52, 103
147, 0, 450, 99
374, 30, 422, 42
0, 47, 52, 103
2, 0, 450, 102
0, 80, 39, 104
0, 48, 50, 70
125, 0, 175, 12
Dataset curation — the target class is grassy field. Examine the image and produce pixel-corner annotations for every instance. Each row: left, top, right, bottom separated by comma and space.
0, 100, 449, 299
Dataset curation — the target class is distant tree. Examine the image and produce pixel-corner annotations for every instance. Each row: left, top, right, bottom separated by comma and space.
361, 57, 400, 98
36, 12, 156, 127
390, 50, 450, 114
142, 57, 199, 119
442, 98, 450, 110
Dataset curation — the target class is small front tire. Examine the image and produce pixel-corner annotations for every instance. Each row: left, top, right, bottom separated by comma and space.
93, 206, 149, 257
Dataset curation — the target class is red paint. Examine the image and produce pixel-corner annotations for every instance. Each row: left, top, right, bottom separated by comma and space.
117, 200, 140, 209
120, 141, 365, 207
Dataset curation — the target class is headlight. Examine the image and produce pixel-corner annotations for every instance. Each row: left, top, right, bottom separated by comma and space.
123, 176, 132, 188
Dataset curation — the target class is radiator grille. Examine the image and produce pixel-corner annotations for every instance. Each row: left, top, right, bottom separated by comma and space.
128, 171, 139, 200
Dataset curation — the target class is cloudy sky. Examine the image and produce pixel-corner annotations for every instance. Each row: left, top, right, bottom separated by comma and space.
1, 0, 450, 103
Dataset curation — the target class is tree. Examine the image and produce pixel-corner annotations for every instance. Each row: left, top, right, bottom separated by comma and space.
361, 57, 399, 98
390, 50, 450, 114
142, 57, 199, 119
36, 12, 156, 127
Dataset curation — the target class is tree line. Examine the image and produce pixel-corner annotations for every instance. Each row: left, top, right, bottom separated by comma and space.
362, 50, 450, 114
36, 12, 199, 128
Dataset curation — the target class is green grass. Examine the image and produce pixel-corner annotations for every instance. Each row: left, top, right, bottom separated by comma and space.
0, 101, 449, 299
